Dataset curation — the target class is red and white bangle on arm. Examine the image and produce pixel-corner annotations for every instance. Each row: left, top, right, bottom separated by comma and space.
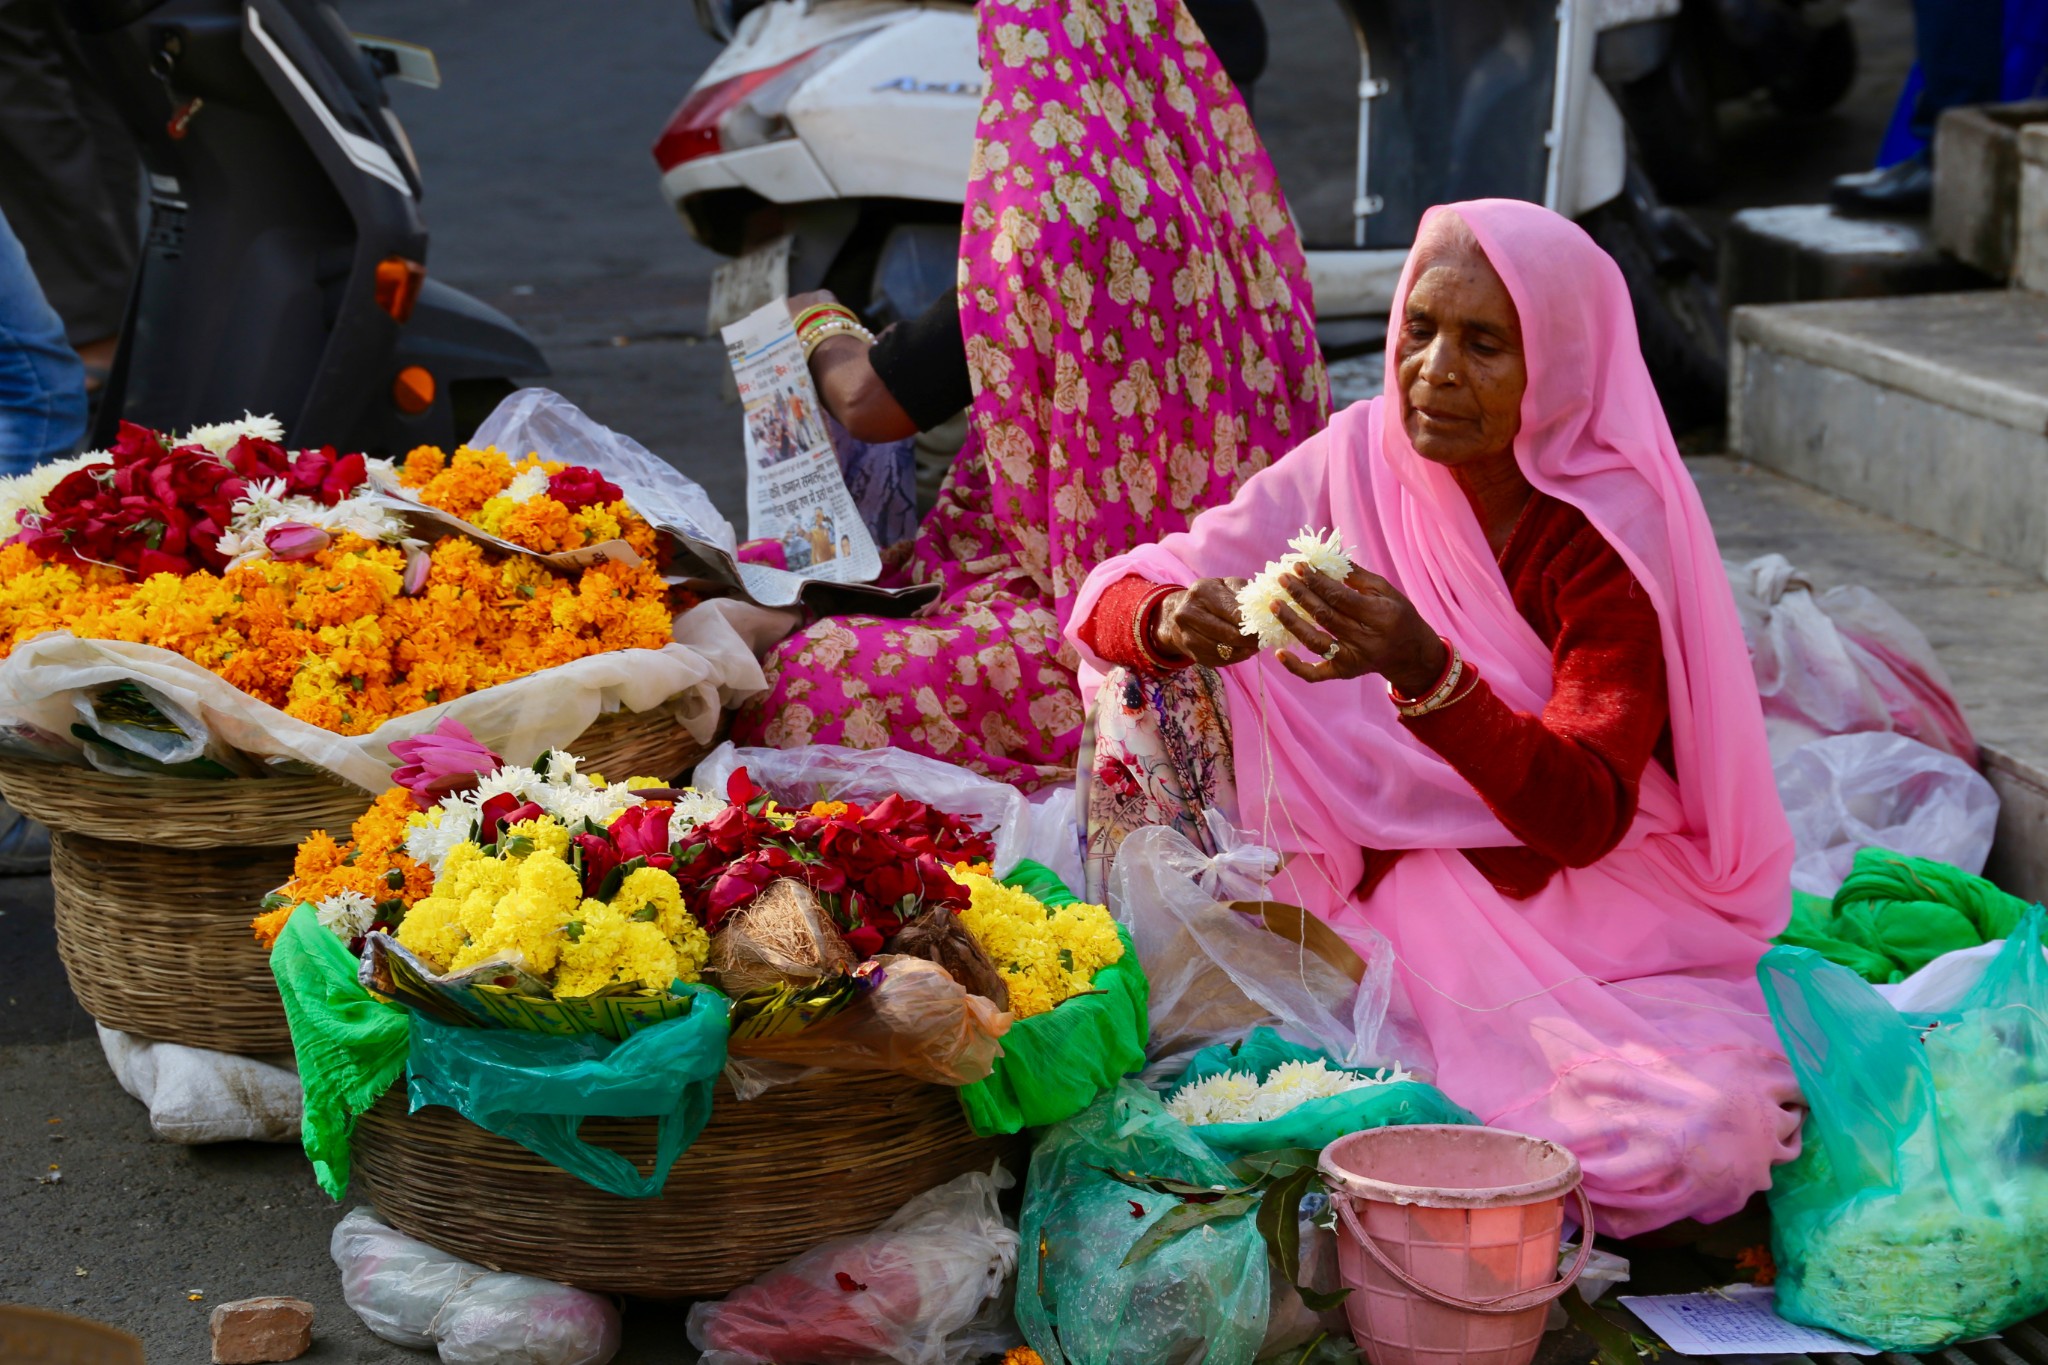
1389, 637, 1469, 718
1135, 584, 1193, 673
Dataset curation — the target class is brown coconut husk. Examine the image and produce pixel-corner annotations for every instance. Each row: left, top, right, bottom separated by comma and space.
886, 908, 1010, 1012
706, 879, 857, 996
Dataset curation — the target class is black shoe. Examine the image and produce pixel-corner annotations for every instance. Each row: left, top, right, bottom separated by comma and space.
1831, 156, 1934, 217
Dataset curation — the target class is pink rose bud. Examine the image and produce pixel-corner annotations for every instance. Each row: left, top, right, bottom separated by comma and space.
402, 543, 431, 596
263, 521, 330, 561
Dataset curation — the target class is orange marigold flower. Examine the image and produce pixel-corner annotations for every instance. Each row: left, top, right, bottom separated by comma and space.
251, 903, 295, 950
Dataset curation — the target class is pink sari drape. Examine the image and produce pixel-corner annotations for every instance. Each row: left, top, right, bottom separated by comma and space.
1072, 201, 1802, 1236
730, 0, 1328, 790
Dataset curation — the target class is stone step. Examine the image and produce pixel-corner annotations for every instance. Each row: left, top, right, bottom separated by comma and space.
1728, 289, 2048, 580
1721, 204, 1989, 309
1692, 455, 2048, 902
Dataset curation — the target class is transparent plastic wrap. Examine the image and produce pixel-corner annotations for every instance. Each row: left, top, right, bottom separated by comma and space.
0, 597, 777, 790
1776, 732, 1999, 898
1727, 554, 1976, 763
331, 1208, 621, 1365
696, 742, 1030, 874
1761, 911, 2048, 1350
686, 1165, 1021, 1365
1110, 815, 1398, 1082
1016, 1083, 1270, 1365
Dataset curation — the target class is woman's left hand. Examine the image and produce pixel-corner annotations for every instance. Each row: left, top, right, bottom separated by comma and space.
1272, 566, 1448, 695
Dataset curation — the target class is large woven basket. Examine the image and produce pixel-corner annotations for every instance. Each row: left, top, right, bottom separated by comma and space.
354, 1071, 1025, 1298
3, 707, 720, 1053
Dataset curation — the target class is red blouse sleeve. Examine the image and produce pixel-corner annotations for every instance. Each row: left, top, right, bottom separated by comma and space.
1401, 529, 1670, 871
1074, 574, 1191, 674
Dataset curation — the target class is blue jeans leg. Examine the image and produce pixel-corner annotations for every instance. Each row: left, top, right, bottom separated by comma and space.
0, 206, 87, 473
1911, 0, 2005, 144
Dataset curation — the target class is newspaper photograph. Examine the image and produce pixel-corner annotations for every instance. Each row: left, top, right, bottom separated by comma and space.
721, 300, 881, 590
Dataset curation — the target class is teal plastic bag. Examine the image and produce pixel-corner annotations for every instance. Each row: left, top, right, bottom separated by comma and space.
1162, 1027, 1479, 1155
1762, 908, 2048, 1350
958, 861, 1150, 1137
268, 903, 410, 1199
405, 983, 730, 1199
1017, 1083, 1270, 1365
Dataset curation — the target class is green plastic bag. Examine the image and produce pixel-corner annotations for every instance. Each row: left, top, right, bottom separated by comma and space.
1776, 848, 2031, 983
957, 860, 1150, 1137
268, 903, 409, 1199
1162, 1027, 1478, 1155
1018, 1083, 1271, 1365
406, 983, 730, 1199
1762, 908, 2048, 1350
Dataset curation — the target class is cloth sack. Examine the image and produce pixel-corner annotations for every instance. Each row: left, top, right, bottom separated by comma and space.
1778, 847, 2032, 983
96, 1024, 301, 1144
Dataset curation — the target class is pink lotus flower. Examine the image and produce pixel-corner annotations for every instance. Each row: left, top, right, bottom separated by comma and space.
263, 521, 331, 561
402, 544, 431, 596
389, 717, 504, 809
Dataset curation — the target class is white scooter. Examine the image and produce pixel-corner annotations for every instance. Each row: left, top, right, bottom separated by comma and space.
659, 0, 1726, 427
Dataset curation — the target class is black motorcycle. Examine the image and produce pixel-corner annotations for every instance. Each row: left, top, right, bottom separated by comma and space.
66, 0, 546, 452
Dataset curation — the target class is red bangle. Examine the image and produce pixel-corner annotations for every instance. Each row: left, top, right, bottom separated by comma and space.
1387, 635, 1457, 706
1135, 585, 1191, 672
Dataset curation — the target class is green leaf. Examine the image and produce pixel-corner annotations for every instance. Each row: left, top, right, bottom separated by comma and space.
1561, 1289, 1648, 1365
1257, 1165, 1317, 1286
631, 903, 660, 922
385, 868, 406, 890
1092, 1166, 1254, 1199
1230, 1148, 1323, 1184
533, 750, 554, 779
516, 583, 536, 599
503, 834, 534, 858
1120, 1192, 1259, 1268
1295, 1284, 1353, 1312
564, 919, 585, 942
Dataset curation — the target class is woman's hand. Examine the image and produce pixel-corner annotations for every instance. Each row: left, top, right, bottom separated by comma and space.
1154, 578, 1259, 668
1272, 566, 1448, 694
785, 289, 840, 318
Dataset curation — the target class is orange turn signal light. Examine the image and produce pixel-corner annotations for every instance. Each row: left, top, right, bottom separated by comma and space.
374, 256, 426, 323
392, 365, 436, 415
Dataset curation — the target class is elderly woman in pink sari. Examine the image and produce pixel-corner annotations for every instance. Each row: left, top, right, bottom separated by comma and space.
1070, 200, 1803, 1237
728, 0, 1328, 792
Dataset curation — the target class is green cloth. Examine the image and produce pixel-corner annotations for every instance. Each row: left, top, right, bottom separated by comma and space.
406, 983, 730, 1199
957, 859, 1151, 1137
1776, 848, 2034, 984
268, 903, 410, 1199
1164, 1026, 1479, 1155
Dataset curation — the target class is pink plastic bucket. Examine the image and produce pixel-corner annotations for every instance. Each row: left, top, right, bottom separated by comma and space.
1319, 1125, 1593, 1365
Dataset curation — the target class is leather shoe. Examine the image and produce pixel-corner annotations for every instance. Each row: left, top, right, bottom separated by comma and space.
1831, 155, 1934, 217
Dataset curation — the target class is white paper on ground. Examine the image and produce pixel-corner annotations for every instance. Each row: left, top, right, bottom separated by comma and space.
1618, 1286, 1879, 1356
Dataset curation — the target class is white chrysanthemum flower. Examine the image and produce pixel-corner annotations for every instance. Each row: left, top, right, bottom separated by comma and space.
1168, 1056, 1404, 1126
539, 783, 640, 829
539, 749, 582, 786
472, 765, 544, 806
1236, 525, 1357, 653
180, 412, 286, 457
364, 457, 402, 491
1165, 1069, 1263, 1125
505, 465, 551, 504
667, 787, 728, 842
216, 484, 401, 565
315, 889, 378, 940
0, 451, 101, 535
404, 805, 473, 874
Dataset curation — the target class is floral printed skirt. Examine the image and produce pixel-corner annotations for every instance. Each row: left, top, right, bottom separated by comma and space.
728, 588, 1085, 793
1079, 664, 1239, 903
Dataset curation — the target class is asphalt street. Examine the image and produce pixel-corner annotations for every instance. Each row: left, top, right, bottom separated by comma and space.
3, 1, 1916, 1359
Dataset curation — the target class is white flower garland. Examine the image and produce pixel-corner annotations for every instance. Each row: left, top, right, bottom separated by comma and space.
1235, 527, 1356, 651
1165, 1056, 1409, 1125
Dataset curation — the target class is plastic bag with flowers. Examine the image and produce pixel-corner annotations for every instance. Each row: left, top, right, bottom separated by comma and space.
0, 413, 776, 788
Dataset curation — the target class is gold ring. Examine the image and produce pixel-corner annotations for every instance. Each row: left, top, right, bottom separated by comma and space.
1217, 643, 1234, 661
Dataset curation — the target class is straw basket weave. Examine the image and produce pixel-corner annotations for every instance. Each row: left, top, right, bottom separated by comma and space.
354, 1071, 1025, 1297
1, 707, 719, 1053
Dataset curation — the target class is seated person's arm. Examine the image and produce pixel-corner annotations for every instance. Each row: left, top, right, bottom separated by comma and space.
792, 287, 972, 443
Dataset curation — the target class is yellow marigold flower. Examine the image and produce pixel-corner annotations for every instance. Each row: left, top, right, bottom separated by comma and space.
952, 869, 1123, 1018
505, 815, 571, 862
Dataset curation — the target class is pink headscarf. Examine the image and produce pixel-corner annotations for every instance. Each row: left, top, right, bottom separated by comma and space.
1073, 198, 1792, 943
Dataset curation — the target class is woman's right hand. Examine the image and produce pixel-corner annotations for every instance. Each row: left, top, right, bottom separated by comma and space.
1154, 578, 1258, 668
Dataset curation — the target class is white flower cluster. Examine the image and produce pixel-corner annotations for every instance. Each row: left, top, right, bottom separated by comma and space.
314, 889, 379, 941
212, 478, 406, 565
1235, 527, 1356, 652
179, 413, 286, 458
504, 465, 551, 504
1164, 1056, 1409, 1126
0, 451, 101, 536
666, 787, 729, 843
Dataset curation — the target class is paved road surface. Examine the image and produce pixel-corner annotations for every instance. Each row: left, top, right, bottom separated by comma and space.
3, 1, 1916, 1358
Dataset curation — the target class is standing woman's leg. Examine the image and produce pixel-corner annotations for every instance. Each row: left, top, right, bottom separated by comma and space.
1911, 0, 2004, 144
0, 205, 86, 472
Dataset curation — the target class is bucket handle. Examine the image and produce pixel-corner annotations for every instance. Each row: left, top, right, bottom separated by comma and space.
1335, 1186, 1597, 1317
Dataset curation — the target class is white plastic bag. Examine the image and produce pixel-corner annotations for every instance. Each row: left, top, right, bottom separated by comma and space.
1777, 732, 2000, 898
471, 386, 737, 554
696, 742, 1034, 875
686, 1166, 1021, 1365
331, 1209, 619, 1365
1110, 814, 1400, 1082
1727, 554, 1975, 764
96, 1024, 300, 1144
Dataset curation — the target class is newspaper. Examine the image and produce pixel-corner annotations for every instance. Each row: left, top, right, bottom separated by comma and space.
722, 300, 882, 593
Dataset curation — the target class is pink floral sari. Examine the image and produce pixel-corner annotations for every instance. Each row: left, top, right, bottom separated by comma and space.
729, 0, 1328, 791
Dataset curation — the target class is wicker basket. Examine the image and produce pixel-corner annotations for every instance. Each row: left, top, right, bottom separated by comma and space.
354, 1072, 1025, 1298
4, 707, 721, 1053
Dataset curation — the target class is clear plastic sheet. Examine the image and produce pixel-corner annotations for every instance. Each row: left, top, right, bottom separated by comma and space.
1776, 732, 1999, 898
331, 1208, 620, 1365
686, 1165, 1021, 1365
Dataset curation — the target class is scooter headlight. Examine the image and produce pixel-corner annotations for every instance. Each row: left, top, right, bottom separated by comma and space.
653, 32, 870, 171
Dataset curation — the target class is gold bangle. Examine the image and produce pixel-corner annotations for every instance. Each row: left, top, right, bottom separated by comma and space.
1392, 644, 1464, 718
792, 302, 857, 335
